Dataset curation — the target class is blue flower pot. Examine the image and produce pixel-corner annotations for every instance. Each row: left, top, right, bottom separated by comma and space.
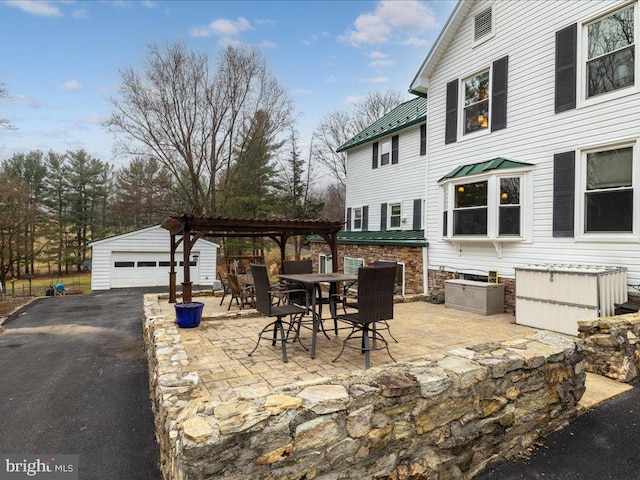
174, 302, 204, 328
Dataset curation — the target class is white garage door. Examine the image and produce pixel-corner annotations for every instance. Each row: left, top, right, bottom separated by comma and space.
110, 252, 199, 288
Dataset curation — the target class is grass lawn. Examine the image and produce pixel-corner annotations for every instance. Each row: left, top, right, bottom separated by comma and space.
2, 272, 91, 298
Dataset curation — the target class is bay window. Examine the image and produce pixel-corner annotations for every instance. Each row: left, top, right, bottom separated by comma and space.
454, 181, 488, 235
441, 163, 531, 241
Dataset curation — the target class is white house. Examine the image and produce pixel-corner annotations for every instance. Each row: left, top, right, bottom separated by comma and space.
89, 225, 219, 290
409, 0, 639, 311
310, 97, 429, 295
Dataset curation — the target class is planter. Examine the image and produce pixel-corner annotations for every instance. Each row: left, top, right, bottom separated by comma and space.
174, 302, 204, 328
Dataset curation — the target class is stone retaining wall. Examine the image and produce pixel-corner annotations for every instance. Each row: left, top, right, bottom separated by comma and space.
143, 295, 585, 480
578, 313, 640, 383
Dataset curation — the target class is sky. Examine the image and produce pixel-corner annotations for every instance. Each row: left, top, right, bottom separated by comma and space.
0, 0, 456, 168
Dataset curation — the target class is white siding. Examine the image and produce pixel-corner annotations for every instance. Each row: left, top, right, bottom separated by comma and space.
346, 124, 427, 230
89, 225, 218, 290
424, 0, 640, 286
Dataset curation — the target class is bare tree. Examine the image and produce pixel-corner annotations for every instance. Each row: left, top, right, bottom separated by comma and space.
312, 89, 406, 214
353, 89, 406, 131
106, 42, 292, 216
0, 82, 15, 129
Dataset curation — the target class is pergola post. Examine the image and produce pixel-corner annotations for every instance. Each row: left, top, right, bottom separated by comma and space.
181, 219, 193, 303
169, 234, 177, 303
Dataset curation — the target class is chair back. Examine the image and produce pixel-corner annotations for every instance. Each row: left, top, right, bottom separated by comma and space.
227, 274, 243, 295
356, 265, 396, 322
283, 259, 313, 275
250, 264, 272, 315
373, 260, 402, 294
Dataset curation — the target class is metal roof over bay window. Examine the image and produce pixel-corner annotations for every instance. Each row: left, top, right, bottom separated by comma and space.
438, 158, 534, 182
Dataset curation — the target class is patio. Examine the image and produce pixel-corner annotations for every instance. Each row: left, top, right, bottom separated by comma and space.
156, 293, 537, 401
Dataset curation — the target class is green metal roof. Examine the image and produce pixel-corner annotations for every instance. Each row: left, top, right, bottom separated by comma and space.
438, 158, 534, 182
309, 230, 427, 247
336, 96, 427, 152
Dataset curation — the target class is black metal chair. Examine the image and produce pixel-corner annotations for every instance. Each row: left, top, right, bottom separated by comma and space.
333, 265, 397, 369
247, 264, 308, 363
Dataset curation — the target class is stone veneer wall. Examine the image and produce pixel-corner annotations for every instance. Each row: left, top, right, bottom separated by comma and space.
427, 270, 516, 312
143, 295, 585, 480
578, 313, 640, 383
309, 243, 424, 295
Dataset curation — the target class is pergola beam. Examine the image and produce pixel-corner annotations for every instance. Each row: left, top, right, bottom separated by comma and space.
162, 216, 344, 303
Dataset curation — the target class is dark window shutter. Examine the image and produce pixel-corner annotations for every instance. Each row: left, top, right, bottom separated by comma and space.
372, 142, 379, 169
445, 79, 458, 144
413, 199, 422, 230
420, 124, 426, 156
380, 203, 387, 232
391, 135, 399, 164
553, 151, 576, 237
555, 23, 577, 113
346, 207, 352, 231
362, 206, 369, 231
491, 56, 508, 131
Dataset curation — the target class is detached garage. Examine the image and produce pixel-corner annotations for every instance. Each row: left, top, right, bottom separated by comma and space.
89, 225, 219, 291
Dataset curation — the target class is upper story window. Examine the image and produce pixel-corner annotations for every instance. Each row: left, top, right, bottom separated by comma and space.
474, 6, 494, 44
463, 70, 490, 135
445, 56, 507, 144
389, 203, 402, 230
380, 139, 391, 166
372, 135, 399, 169
586, 4, 635, 98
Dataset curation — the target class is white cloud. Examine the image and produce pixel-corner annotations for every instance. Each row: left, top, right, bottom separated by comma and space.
9, 94, 45, 108
191, 16, 252, 38
398, 36, 429, 47
61, 80, 83, 91
141, 0, 157, 8
345, 96, 364, 105
259, 40, 277, 49
72, 9, 89, 19
368, 50, 387, 59
5, 0, 62, 17
370, 59, 395, 67
339, 0, 436, 47
360, 76, 390, 83
254, 18, 276, 27
292, 88, 312, 95
325, 75, 336, 84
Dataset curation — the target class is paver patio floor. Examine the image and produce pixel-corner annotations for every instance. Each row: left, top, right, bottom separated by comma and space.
157, 296, 537, 401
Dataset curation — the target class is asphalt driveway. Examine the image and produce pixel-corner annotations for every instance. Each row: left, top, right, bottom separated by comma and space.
0, 290, 161, 479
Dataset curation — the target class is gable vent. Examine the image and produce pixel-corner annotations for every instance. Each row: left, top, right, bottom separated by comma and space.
474, 7, 493, 42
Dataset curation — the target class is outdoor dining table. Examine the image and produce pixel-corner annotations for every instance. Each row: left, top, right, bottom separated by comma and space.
278, 272, 358, 358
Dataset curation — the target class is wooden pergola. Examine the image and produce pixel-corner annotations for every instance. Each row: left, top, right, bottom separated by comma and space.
161, 215, 344, 303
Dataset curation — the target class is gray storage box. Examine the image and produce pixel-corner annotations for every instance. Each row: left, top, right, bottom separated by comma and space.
445, 279, 505, 315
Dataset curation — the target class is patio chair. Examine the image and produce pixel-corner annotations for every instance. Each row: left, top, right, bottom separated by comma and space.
247, 264, 309, 363
218, 272, 232, 306
337, 261, 399, 342
332, 264, 397, 369
226, 273, 255, 310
